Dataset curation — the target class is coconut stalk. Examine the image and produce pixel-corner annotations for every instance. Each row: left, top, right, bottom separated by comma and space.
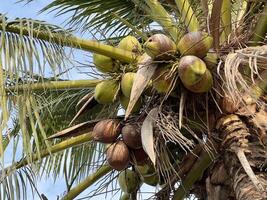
61, 165, 112, 200
250, 3, 267, 46
172, 150, 216, 200
220, 0, 231, 43
174, 0, 200, 32
1, 25, 135, 63
6, 79, 101, 93
145, 0, 180, 41
2, 133, 93, 177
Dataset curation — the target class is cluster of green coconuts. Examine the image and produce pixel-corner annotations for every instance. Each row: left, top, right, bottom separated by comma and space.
93, 31, 216, 110
91, 31, 217, 198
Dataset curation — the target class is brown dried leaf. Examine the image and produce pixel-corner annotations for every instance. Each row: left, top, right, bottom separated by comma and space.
141, 107, 159, 166
47, 120, 99, 139
125, 54, 157, 119
69, 95, 98, 125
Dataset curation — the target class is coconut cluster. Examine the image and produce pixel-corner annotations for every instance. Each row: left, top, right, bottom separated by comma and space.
92, 32, 216, 113
176, 31, 215, 93
143, 31, 215, 93
93, 120, 148, 171
90, 32, 218, 193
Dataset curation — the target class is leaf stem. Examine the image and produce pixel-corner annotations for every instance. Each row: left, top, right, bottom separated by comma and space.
172, 151, 216, 200
6, 79, 101, 93
3, 133, 93, 175
1, 25, 135, 63
220, 0, 231, 43
145, 0, 180, 41
174, 0, 200, 32
250, 3, 267, 46
61, 165, 112, 200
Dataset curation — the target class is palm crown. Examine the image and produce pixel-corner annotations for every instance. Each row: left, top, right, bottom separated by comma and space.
0, 0, 266, 199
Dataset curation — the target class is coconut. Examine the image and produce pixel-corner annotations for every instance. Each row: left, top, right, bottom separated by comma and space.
118, 169, 140, 193
144, 34, 176, 60
136, 163, 156, 175
142, 172, 160, 186
178, 55, 207, 87
122, 124, 142, 149
186, 69, 213, 93
203, 49, 218, 69
121, 72, 136, 98
120, 193, 130, 200
136, 163, 160, 186
106, 141, 130, 171
93, 54, 118, 73
152, 67, 175, 94
93, 119, 121, 143
131, 148, 149, 165
177, 31, 213, 58
94, 80, 120, 104
120, 95, 142, 113
118, 36, 142, 54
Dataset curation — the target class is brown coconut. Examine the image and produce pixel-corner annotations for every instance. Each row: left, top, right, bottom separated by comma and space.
122, 124, 142, 149
93, 119, 121, 143
131, 148, 149, 165
106, 141, 130, 171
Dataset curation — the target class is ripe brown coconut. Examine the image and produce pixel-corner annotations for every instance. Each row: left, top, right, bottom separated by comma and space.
93, 119, 121, 143
131, 148, 149, 165
121, 124, 142, 149
106, 141, 130, 171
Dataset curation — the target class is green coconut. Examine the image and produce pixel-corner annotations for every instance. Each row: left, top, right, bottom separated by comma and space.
120, 95, 142, 113
118, 169, 140, 193
94, 80, 120, 104
152, 67, 174, 94
186, 69, 213, 93
118, 36, 142, 53
178, 55, 207, 87
177, 31, 213, 58
144, 34, 176, 60
93, 54, 118, 73
136, 163, 156, 175
142, 172, 160, 186
121, 72, 136, 98
203, 49, 218, 69
120, 193, 130, 200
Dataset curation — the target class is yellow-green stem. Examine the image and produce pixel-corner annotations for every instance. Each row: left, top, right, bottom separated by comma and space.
145, 0, 180, 41
1, 26, 135, 63
6, 133, 93, 172
6, 79, 101, 93
174, 0, 200, 32
61, 165, 112, 200
220, 0, 231, 43
250, 3, 267, 46
172, 151, 216, 200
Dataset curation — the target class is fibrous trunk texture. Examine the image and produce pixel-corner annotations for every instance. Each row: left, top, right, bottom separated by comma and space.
214, 99, 267, 200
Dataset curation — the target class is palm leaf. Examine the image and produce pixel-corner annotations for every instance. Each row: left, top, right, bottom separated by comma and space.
39, 0, 152, 37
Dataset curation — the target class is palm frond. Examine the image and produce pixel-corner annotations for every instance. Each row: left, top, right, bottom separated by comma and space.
40, 0, 152, 37
0, 14, 73, 80
0, 166, 40, 200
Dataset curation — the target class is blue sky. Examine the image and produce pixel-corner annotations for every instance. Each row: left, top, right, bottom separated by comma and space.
0, 1, 156, 199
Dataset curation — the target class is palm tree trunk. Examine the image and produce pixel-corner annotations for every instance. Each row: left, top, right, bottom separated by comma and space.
216, 104, 267, 200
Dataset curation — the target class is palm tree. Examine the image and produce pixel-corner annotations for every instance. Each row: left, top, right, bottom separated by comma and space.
0, 0, 266, 199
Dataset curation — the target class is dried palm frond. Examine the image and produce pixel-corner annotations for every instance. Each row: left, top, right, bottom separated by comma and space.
221, 45, 267, 106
